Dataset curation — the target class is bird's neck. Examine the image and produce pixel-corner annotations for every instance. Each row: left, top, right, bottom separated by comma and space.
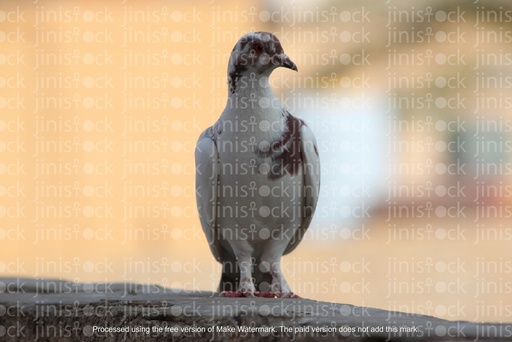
226, 74, 281, 114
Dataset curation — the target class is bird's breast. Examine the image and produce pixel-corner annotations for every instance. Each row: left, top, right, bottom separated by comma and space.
217, 164, 304, 230
214, 112, 305, 233
216, 110, 303, 181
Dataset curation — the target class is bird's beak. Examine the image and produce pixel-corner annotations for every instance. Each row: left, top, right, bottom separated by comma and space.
274, 53, 298, 72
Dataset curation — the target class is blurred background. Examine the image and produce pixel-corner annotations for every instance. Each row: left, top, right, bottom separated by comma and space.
1, 0, 512, 323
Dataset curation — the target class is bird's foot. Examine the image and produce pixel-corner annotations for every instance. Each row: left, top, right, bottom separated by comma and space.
219, 290, 256, 298
219, 291, 245, 297
219, 291, 300, 298
239, 279, 256, 297
282, 292, 301, 298
255, 292, 301, 298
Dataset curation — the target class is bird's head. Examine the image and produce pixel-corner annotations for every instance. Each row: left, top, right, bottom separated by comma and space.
227, 32, 297, 93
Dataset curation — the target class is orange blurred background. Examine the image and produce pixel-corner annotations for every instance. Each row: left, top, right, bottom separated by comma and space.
1, 0, 512, 323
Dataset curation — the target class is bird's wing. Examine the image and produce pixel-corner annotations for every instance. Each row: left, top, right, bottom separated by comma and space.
195, 130, 221, 261
284, 123, 320, 255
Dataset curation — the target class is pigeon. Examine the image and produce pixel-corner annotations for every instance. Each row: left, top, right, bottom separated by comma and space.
195, 32, 320, 298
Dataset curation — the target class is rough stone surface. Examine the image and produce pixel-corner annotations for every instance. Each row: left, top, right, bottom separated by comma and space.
0, 277, 510, 341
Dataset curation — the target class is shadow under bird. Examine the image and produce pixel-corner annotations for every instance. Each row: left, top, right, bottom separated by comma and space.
195, 32, 320, 298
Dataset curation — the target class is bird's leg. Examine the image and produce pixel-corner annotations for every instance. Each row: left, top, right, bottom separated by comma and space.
238, 257, 256, 297
217, 238, 258, 298
269, 262, 291, 294
256, 227, 301, 298
258, 258, 298, 298
263, 259, 289, 292
219, 256, 256, 298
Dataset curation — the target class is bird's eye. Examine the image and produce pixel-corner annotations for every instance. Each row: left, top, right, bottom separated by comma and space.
252, 43, 263, 54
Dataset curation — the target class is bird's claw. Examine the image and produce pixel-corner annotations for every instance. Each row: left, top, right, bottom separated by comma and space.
219, 291, 245, 297
219, 291, 256, 298
258, 292, 300, 298
282, 292, 301, 298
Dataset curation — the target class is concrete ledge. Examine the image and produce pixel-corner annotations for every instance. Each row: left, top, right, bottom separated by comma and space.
0, 277, 510, 341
